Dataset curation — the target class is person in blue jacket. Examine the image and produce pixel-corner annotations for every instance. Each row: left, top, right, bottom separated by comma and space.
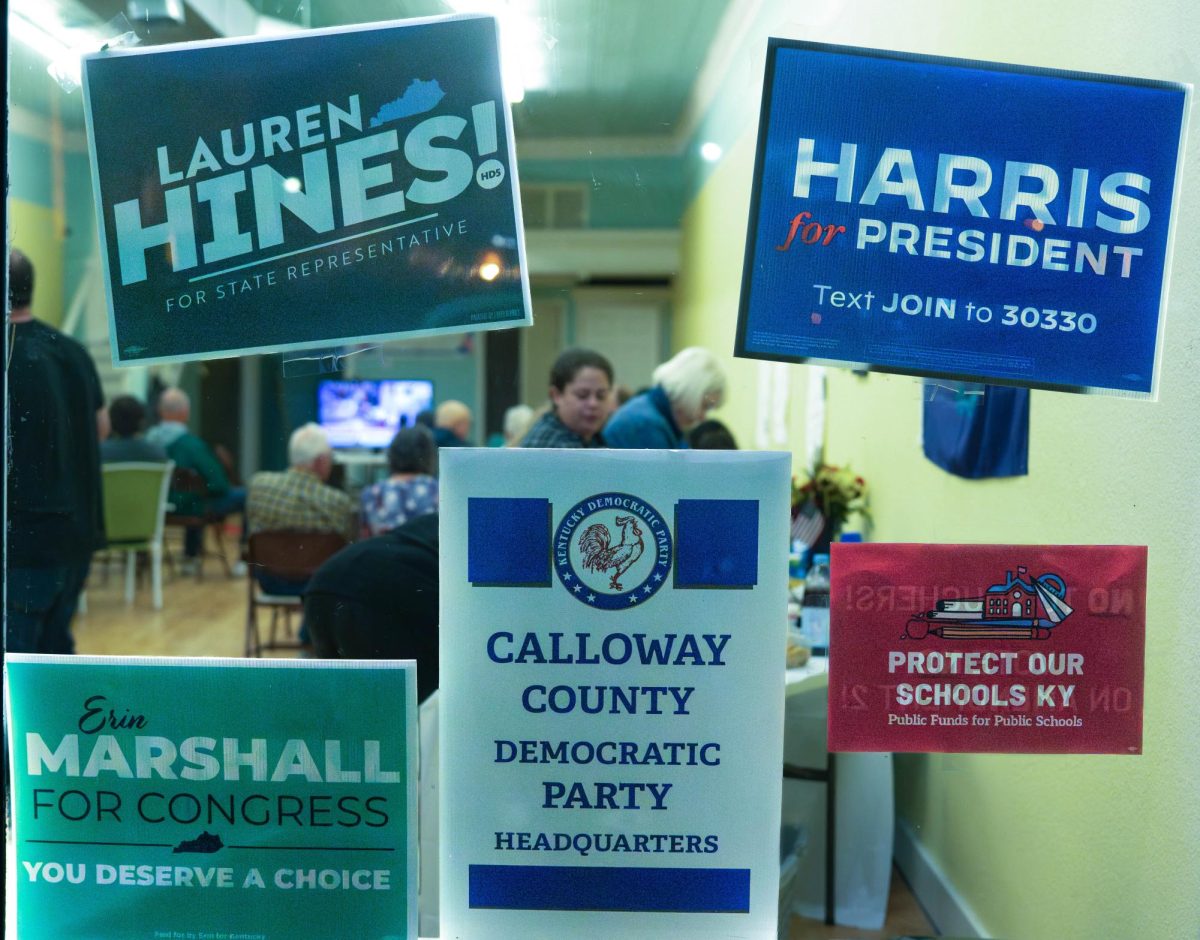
604, 347, 726, 449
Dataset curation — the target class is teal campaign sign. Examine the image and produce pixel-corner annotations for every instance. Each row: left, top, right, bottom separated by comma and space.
5, 656, 417, 940
82, 14, 531, 366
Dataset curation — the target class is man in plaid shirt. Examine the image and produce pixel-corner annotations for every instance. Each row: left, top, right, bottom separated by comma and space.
247, 423, 356, 574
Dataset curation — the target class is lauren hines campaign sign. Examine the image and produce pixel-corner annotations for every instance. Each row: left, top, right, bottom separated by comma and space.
5, 656, 418, 939
81, 14, 531, 366
439, 449, 789, 939
736, 41, 1190, 397
827, 544, 1146, 755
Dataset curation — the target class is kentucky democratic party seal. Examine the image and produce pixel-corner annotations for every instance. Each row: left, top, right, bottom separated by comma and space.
554, 492, 673, 610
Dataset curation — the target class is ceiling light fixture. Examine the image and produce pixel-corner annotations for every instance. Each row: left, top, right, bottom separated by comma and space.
10, 0, 113, 90
10, 5, 74, 62
443, 0, 547, 105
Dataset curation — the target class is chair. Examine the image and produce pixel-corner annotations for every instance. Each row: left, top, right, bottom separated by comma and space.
164, 467, 233, 579
244, 530, 348, 656
101, 461, 175, 610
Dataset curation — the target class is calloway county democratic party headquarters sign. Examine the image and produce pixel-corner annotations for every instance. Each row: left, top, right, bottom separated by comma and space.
82, 14, 530, 366
5, 656, 417, 940
439, 449, 789, 939
737, 41, 1190, 397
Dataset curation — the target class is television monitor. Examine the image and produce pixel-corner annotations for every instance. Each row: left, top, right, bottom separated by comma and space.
317, 379, 435, 449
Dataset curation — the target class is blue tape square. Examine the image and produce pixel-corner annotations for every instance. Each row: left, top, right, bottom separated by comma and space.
469, 864, 750, 913
468, 497, 551, 586
675, 499, 759, 588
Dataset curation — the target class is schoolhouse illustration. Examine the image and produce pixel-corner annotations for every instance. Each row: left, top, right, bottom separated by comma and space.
905, 565, 1073, 640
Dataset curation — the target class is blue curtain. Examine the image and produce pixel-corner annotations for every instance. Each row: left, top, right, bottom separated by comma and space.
922, 382, 1029, 479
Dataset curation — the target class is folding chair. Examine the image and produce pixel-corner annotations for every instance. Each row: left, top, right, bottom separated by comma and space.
244, 530, 348, 656
164, 467, 233, 579
101, 461, 175, 609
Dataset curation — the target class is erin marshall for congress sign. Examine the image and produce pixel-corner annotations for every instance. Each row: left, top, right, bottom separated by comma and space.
5, 656, 418, 940
736, 41, 1190, 397
81, 14, 531, 366
439, 449, 789, 940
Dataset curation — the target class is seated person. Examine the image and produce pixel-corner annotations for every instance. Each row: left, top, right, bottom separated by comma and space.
688, 418, 739, 450
247, 423, 356, 597
304, 513, 440, 703
520, 348, 613, 448
101, 395, 168, 463
605, 347, 727, 449
433, 400, 472, 447
147, 387, 245, 561
360, 426, 439, 537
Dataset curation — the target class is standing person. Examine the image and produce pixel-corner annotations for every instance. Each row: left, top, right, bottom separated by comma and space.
101, 395, 168, 463
6, 249, 107, 654
604, 347, 727, 449
520, 348, 614, 448
433, 400, 472, 447
360, 426, 439, 536
146, 387, 245, 566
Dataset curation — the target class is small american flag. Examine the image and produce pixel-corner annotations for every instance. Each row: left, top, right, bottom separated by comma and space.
790, 500, 826, 548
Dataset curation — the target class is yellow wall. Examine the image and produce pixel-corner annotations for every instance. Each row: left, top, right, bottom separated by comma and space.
8, 198, 66, 328
675, 2, 1199, 937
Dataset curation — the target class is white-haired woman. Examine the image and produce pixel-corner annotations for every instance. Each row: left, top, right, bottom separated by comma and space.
604, 347, 726, 449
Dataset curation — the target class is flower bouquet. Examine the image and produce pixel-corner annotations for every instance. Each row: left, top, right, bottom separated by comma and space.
791, 461, 869, 550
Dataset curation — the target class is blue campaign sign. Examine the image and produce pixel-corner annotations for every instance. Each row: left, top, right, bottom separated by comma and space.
82, 15, 531, 366
736, 41, 1190, 397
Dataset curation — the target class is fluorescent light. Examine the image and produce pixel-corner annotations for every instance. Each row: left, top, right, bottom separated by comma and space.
10, 1, 108, 90
10, 11, 73, 61
443, 0, 546, 104
700, 142, 723, 162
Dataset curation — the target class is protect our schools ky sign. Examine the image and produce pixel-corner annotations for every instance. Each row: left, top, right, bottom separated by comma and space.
439, 449, 789, 939
82, 14, 531, 365
827, 544, 1147, 754
5, 657, 418, 939
736, 41, 1190, 397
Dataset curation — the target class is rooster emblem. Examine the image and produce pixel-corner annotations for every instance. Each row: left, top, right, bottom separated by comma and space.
578, 515, 645, 591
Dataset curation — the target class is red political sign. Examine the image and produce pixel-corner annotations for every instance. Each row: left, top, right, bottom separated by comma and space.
828, 544, 1145, 754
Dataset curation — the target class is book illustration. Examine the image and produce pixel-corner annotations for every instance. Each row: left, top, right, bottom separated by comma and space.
172, 831, 225, 854
905, 566, 1072, 641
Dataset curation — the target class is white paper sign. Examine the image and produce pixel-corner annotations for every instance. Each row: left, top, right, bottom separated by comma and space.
439, 448, 789, 938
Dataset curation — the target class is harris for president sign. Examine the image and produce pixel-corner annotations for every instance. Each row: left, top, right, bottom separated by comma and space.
82, 14, 531, 366
736, 41, 1189, 397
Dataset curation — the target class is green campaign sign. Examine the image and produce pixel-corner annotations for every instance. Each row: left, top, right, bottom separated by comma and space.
5, 656, 417, 940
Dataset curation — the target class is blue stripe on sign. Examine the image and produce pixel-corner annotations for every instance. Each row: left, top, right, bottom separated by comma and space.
467, 497, 551, 585
674, 499, 759, 588
468, 864, 750, 913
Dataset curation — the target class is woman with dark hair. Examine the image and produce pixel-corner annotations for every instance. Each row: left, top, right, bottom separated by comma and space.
520, 347, 614, 448
688, 418, 738, 450
100, 395, 168, 463
359, 426, 439, 536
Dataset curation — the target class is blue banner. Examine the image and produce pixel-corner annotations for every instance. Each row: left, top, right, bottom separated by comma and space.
468, 864, 751, 913
83, 15, 531, 365
736, 41, 1189, 396
923, 382, 1030, 479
